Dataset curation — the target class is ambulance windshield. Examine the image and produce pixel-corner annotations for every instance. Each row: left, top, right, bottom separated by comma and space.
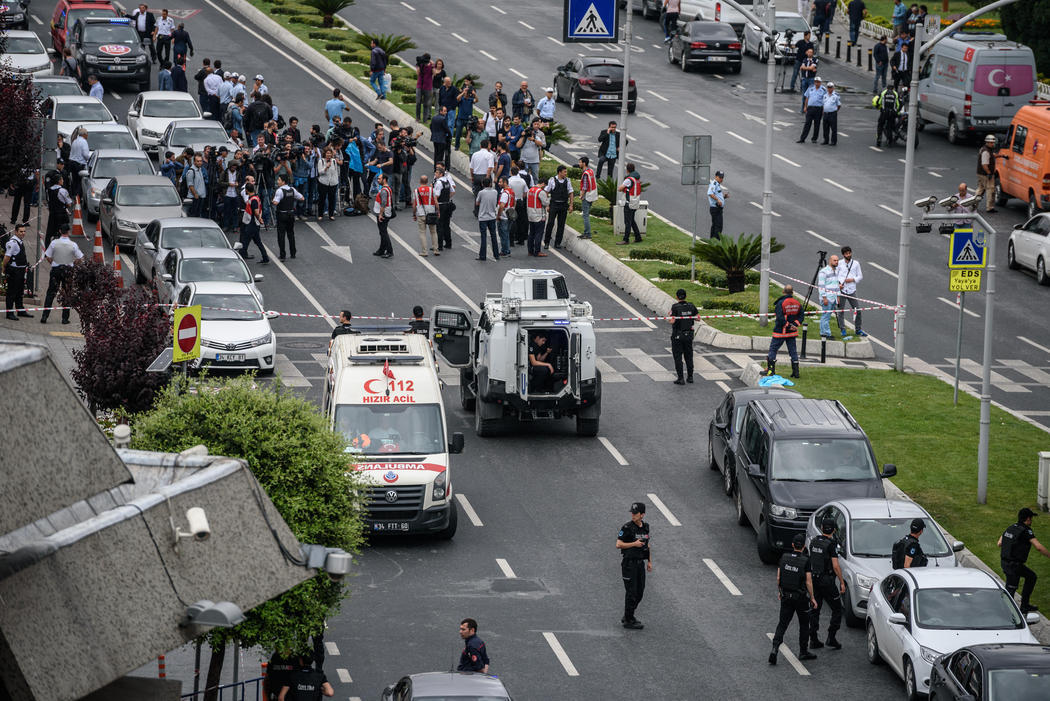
335, 404, 445, 455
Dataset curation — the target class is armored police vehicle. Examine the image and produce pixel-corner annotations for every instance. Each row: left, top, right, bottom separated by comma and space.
431, 269, 601, 437
324, 330, 463, 539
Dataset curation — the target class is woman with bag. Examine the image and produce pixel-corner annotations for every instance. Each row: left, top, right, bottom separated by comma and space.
316, 147, 340, 221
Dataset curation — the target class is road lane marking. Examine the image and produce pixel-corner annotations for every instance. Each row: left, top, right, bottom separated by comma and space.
773, 153, 801, 167
455, 493, 483, 526
838, 131, 849, 137
518, 20, 534, 30
783, 107, 796, 114
542, 633, 579, 676
749, 201, 781, 217
712, 73, 725, 80
547, 249, 657, 328
715, 380, 731, 393
653, 150, 678, 164
479, 49, 498, 61
112, 92, 122, 100
307, 220, 352, 262
766, 634, 811, 675
1001, 359, 1050, 385
929, 171, 943, 178
325, 642, 340, 655
336, 668, 352, 683
703, 558, 742, 596
869, 145, 883, 152
509, 67, 527, 78
646, 89, 669, 102
274, 355, 311, 387
823, 177, 853, 192
686, 109, 709, 122
598, 437, 629, 466
584, 112, 597, 118
548, 36, 564, 46
646, 493, 682, 526
400, 0, 415, 9
725, 130, 753, 144
32, 14, 43, 24
869, 261, 898, 278
389, 229, 480, 312
652, 43, 662, 49
956, 357, 1030, 392
425, 16, 440, 26
451, 32, 468, 43
938, 296, 980, 318
879, 204, 902, 216
490, 4, 506, 13
1018, 336, 1050, 355
898, 158, 907, 164
496, 558, 516, 578
805, 229, 838, 246
638, 112, 668, 128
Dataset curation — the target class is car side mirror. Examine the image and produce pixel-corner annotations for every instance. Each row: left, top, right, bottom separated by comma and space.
888, 611, 907, 626
747, 462, 763, 477
79, 169, 89, 178
713, 421, 728, 431
952, 541, 964, 553
142, 241, 155, 252
46, 48, 57, 58
253, 273, 264, 282
1026, 612, 1041, 624
233, 242, 243, 250
202, 111, 212, 119
101, 197, 113, 205
127, 110, 138, 118
161, 273, 172, 282
881, 463, 897, 478
264, 310, 279, 320
183, 197, 193, 205
449, 431, 464, 454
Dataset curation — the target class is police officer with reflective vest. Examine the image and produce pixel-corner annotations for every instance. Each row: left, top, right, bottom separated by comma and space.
277, 656, 333, 700
413, 174, 439, 256
273, 173, 305, 260
770, 533, 818, 665
873, 85, 902, 148
373, 173, 394, 259
41, 223, 83, 325
892, 518, 929, 569
808, 518, 845, 651
433, 164, 455, 252
998, 507, 1050, 613
617, 164, 643, 245
525, 181, 548, 257
616, 501, 652, 630
766, 284, 804, 378
670, 288, 698, 385
3, 223, 32, 320
240, 180, 270, 263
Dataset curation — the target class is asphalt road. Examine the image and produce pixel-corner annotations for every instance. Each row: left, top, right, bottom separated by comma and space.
14, 2, 1046, 699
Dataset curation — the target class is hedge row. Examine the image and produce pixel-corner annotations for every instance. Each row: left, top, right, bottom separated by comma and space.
657, 267, 760, 287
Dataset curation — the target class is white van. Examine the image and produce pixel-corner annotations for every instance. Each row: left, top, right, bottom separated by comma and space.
917, 32, 1036, 144
324, 331, 463, 538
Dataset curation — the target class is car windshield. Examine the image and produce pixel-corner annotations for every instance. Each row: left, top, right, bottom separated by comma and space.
776, 17, 810, 32
5, 36, 44, 54
115, 185, 180, 206
850, 518, 952, 558
335, 404, 445, 456
142, 99, 201, 118
178, 258, 250, 283
85, 131, 137, 150
915, 587, 1024, 630
584, 64, 623, 80
770, 438, 879, 481
55, 102, 112, 122
94, 157, 154, 178
35, 82, 83, 99
160, 227, 228, 250
194, 293, 261, 321
988, 669, 1050, 700
171, 125, 228, 145
82, 24, 138, 45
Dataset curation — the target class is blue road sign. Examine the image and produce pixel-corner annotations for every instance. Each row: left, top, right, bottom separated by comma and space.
948, 226, 987, 269
564, 0, 618, 43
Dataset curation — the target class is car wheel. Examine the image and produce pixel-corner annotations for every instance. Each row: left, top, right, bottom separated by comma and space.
627, 101, 636, 114
947, 116, 961, 145
474, 398, 499, 436
667, 43, 677, 65
994, 177, 1008, 207
735, 486, 749, 526
742, 34, 749, 56
680, 52, 689, 72
722, 454, 735, 496
134, 252, 147, 284
436, 498, 458, 540
757, 523, 779, 564
460, 368, 476, 411
569, 87, 581, 112
843, 586, 864, 628
904, 658, 919, 701
85, 208, 98, 223
1007, 241, 1019, 270
707, 433, 718, 471
866, 622, 882, 665
1037, 256, 1049, 286
1028, 191, 1038, 219
730, 63, 741, 74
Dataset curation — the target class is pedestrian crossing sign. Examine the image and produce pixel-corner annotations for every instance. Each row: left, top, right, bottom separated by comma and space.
564, 0, 618, 43
948, 227, 987, 269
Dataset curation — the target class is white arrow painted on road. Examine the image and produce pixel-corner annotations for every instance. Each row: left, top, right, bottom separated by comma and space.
307, 221, 352, 263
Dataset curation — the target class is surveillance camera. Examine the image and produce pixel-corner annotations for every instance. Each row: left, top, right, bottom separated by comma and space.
186, 507, 211, 542
325, 551, 352, 581
938, 195, 959, 209
914, 195, 937, 209
958, 194, 980, 209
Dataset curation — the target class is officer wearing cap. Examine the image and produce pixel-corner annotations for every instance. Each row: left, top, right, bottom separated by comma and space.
278, 655, 334, 700
770, 533, 817, 665
616, 502, 652, 629
893, 518, 929, 569
707, 170, 727, 239
998, 507, 1050, 613
670, 288, 698, 385
808, 518, 845, 651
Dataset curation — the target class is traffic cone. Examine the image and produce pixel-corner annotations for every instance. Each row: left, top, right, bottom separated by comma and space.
71, 196, 85, 238
113, 244, 123, 288
92, 224, 104, 262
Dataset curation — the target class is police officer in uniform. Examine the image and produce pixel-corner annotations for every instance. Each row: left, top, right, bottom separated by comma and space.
998, 507, 1050, 613
808, 518, 845, 650
273, 173, 305, 260
457, 618, 491, 673
330, 310, 355, 340
41, 223, 83, 325
46, 173, 73, 248
409, 305, 429, 335
433, 164, 455, 252
893, 518, 929, 569
616, 501, 652, 630
669, 288, 698, 385
277, 655, 333, 700
766, 284, 803, 378
263, 650, 299, 701
4, 223, 32, 320
770, 533, 818, 665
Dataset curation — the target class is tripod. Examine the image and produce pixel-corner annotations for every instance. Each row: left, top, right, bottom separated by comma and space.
800, 250, 827, 359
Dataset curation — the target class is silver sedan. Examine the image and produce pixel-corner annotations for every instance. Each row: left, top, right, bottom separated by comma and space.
79, 149, 156, 220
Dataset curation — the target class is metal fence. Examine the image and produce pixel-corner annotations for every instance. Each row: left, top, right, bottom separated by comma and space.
180, 677, 264, 701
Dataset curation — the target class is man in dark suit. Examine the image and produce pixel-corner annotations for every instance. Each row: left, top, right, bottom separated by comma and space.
891, 41, 912, 88
129, 3, 158, 63
596, 121, 624, 181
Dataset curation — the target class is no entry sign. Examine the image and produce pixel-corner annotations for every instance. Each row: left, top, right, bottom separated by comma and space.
173, 304, 201, 363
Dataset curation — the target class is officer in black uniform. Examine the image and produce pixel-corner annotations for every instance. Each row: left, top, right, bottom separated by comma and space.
273, 173, 305, 260
616, 501, 652, 630
528, 331, 554, 392
408, 305, 430, 334
998, 507, 1050, 613
330, 310, 355, 339
278, 655, 333, 700
770, 533, 817, 665
669, 288, 698, 385
808, 518, 845, 650
263, 650, 298, 701
457, 618, 491, 673
45, 173, 72, 248
893, 518, 929, 569
3, 223, 32, 320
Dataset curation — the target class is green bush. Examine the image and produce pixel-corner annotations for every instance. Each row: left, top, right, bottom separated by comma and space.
702, 298, 761, 314
289, 14, 322, 25
270, 5, 301, 14
630, 248, 691, 265
324, 41, 350, 51
400, 92, 416, 103
309, 29, 345, 40
656, 266, 760, 287
392, 78, 416, 93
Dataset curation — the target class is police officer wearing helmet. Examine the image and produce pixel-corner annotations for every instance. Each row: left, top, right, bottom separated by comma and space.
616, 501, 652, 630
998, 507, 1050, 613
277, 655, 333, 700
770, 533, 818, 665
892, 518, 929, 569
808, 518, 846, 651
670, 289, 698, 385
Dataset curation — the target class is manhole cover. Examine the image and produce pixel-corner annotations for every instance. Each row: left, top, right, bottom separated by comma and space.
283, 341, 323, 349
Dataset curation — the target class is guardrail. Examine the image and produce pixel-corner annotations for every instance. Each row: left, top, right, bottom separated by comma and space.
180, 677, 263, 701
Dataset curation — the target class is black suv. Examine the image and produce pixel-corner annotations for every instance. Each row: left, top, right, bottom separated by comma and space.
733, 397, 897, 564
0, 0, 30, 30
68, 17, 150, 92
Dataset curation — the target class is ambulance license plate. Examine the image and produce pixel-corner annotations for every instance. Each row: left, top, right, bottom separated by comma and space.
216, 353, 245, 362
373, 522, 410, 532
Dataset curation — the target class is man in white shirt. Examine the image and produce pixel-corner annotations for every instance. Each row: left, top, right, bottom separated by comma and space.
468, 139, 495, 198
203, 68, 223, 120
40, 223, 84, 324
131, 3, 157, 63
835, 246, 866, 337
507, 166, 528, 246
69, 130, 91, 200
155, 8, 175, 63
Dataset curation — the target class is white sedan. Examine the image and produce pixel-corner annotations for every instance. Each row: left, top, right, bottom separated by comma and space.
49, 95, 117, 140
175, 281, 277, 374
1, 30, 53, 78
1007, 213, 1050, 285
127, 91, 206, 152
866, 567, 1040, 700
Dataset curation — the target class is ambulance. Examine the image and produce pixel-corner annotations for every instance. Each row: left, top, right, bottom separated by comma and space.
323, 330, 464, 538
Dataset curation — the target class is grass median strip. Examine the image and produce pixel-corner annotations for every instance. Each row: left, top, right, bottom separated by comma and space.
793, 367, 1050, 613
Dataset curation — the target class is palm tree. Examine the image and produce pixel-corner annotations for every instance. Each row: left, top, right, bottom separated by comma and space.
351, 32, 417, 59
691, 233, 785, 293
300, 0, 354, 28
596, 176, 648, 209
541, 121, 572, 149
